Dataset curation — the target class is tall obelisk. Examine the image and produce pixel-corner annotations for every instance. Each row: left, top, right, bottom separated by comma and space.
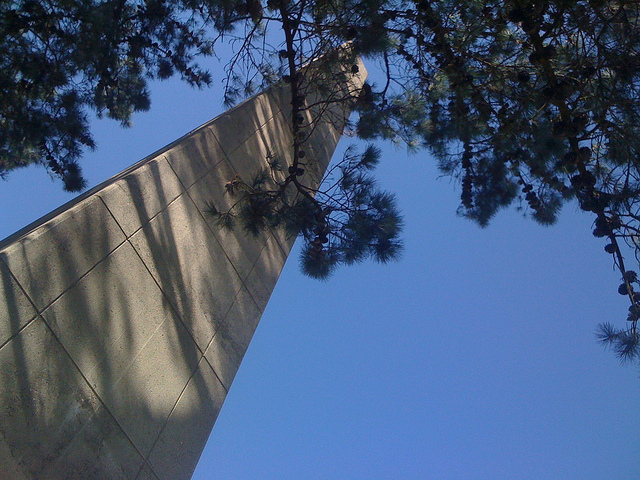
0, 61, 365, 479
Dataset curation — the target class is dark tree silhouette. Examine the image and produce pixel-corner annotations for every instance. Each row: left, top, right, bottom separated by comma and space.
4, 0, 640, 364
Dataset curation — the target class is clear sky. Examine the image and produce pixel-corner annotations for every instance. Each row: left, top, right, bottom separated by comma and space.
0, 52, 638, 479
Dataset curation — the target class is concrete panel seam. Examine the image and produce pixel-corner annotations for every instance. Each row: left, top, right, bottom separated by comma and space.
97, 167, 186, 240
116, 188, 241, 362
142, 356, 221, 470
134, 459, 160, 480
209, 106, 287, 170
122, 232, 209, 358
178, 179, 255, 298
199, 283, 259, 392
269, 225, 295, 258
21, 238, 128, 321
199, 282, 265, 392
163, 134, 227, 192
165, 152, 197, 192
37, 316, 149, 471
38, 300, 198, 474
200, 354, 230, 395
96, 194, 132, 242
99, 179, 194, 243
0, 257, 41, 350
0, 315, 38, 353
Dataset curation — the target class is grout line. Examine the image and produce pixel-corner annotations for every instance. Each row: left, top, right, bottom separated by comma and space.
0, 256, 43, 351
37, 317, 150, 475
142, 355, 204, 467
119, 188, 240, 355
142, 354, 228, 478
12, 197, 129, 318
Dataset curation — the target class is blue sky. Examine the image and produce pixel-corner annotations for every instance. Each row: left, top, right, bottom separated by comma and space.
1, 53, 639, 479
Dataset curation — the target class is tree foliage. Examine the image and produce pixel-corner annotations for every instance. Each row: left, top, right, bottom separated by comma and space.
1, 0, 216, 190
361, 0, 640, 366
4, 0, 640, 364
206, 8, 404, 279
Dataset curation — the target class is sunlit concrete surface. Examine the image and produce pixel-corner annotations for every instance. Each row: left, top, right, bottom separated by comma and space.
0, 60, 366, 479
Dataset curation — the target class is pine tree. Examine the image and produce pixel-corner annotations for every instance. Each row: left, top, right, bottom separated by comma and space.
1, 0, 219, 190
4, 0, 640, 365
206, 3, 404, 279
363, 0, 640, 366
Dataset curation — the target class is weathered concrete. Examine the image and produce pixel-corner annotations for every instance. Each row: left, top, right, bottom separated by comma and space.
0, 60, 365, 478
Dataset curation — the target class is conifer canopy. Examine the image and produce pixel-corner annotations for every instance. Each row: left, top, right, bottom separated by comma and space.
3, 0, 640, 363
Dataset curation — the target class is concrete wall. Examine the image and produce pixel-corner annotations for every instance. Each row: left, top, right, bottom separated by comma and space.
0, 60, 365, 479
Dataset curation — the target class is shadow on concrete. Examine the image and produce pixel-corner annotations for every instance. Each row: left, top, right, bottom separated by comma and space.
0, 80, 349, 479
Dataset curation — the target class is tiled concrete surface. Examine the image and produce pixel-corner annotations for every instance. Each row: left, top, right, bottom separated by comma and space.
0, 195, 127, 312
0, 318, 146, 479
147, 358, 227, 480
0, 63, 365, 478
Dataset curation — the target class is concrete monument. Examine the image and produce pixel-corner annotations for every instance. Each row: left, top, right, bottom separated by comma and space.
0, 60, 365, 479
